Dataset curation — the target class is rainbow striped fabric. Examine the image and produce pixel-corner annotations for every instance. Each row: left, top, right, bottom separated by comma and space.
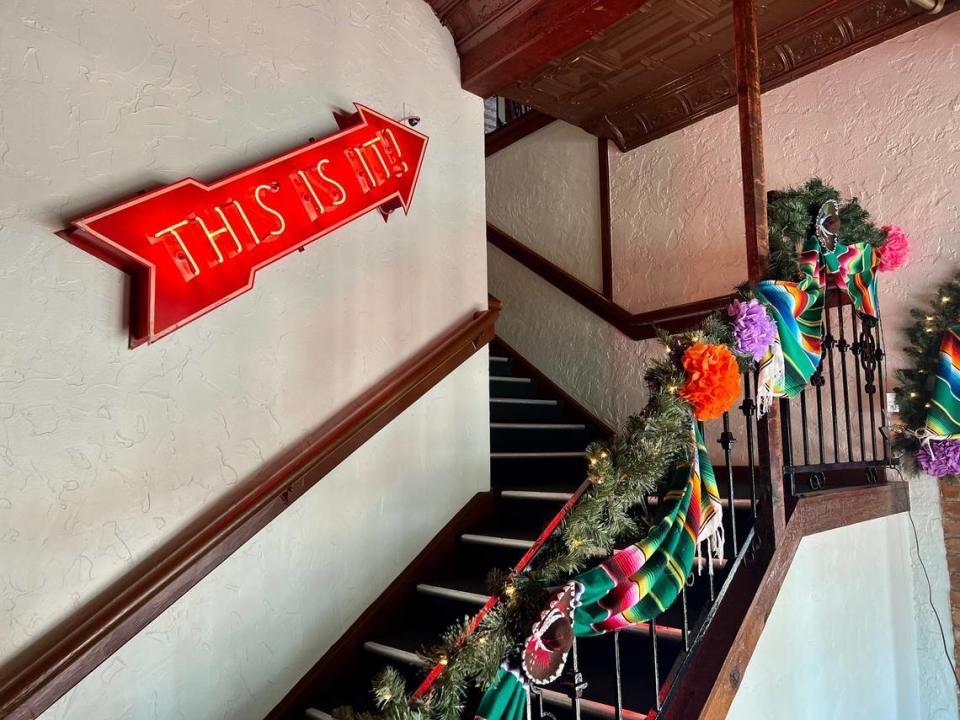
571, 423, 722, 635
474, 424, 723, 720
755, 233, 881, 397
926, 323, 960, 440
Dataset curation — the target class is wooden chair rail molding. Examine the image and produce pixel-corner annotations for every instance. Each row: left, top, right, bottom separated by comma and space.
0, 299, 501, 720
485, 110, 556, 157
659, 481, 911, 720
487, 222, 733, 340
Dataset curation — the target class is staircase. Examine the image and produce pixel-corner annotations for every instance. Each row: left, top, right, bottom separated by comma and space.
296, 341, 754, 720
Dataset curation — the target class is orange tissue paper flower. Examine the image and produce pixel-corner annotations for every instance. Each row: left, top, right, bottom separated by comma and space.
678, 343, 742, 421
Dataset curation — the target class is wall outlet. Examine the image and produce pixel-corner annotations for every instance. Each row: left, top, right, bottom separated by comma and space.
886, 392, 900, 414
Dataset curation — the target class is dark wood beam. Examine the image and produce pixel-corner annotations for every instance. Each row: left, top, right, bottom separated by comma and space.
453, 0, 648, 98
733, 0, 785, 547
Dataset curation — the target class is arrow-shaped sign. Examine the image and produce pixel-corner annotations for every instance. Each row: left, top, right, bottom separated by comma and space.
62, 103, 428, 347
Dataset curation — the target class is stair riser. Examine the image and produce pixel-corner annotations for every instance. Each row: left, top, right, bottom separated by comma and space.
491, 455, 590, 490
489, 400, 567, 423
490, 426, 593, 453
490, 378, 539, 398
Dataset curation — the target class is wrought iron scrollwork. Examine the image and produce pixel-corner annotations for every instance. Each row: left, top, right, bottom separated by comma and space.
808, 472, 826, 491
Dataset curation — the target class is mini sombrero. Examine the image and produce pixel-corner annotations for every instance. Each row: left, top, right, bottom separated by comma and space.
521, 581, 580, 685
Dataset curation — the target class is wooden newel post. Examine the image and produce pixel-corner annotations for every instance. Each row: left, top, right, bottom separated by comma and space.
733, 0, 786, 546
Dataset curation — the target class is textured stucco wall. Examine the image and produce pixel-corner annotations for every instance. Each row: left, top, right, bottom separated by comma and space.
727, 515, 923, 720
0, 1, 489, 717
486, 121, 603, 290
487, 12, 960, 719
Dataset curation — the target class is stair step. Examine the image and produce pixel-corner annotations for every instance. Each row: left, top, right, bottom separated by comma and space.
363, 641, 427, 667
305, 710, 333, 720
500, 488, 576, 501
461, 533, 536, 549
416, 581, 683, 642
491, 451, 584, 459
490, 376, 538, 398
491, 423, 592, 453
417, 583, 490, 605
540, 688, 648, 720
490, 423, 587, 429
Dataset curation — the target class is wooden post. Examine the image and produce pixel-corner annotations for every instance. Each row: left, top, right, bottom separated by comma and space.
598, 137, 614, 300
733, 0, 786, 545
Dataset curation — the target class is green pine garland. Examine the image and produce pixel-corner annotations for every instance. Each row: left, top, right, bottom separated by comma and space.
332, 179, 879, 720
893, 272, 960, 462
331, 319, 735, 720
767, 178, 887, 281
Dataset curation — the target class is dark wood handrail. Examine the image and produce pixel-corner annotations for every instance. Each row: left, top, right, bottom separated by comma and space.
488, 223, 732, 340
485, 110, 555, 157
0, 299, 501, 720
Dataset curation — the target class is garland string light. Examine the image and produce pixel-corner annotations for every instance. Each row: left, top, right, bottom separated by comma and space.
331, 180, 904, 720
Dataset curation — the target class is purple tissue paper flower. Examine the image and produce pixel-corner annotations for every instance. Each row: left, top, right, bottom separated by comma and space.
916, 439, 960, 478
727, 299, 777, 361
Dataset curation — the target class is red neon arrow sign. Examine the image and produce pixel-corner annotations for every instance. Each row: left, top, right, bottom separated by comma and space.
62, 104, 428, 348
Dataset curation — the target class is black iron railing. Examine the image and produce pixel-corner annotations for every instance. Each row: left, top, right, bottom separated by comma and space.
509, 293, 893, 720
484, 97, 533, 134
781, 286, 893, 496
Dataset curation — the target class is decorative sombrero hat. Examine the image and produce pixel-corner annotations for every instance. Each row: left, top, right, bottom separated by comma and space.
816, 199, 842, 251
521, 581, 579, 685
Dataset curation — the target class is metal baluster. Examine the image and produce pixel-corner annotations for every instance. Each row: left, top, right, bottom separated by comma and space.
823, 288, 840, 463
850, 309, 867, 461
613, 632, 623, 720
835, 289, 855, 461
875, 317, 891, 465
859, 317, 879, 460
798, 390, 810, 465
681, 583, 690, 652
740, 372, 758, 519
719, 412, 738, 554
569, 637, 584, 720
812, 356, 826, 464
651, 618, 661, 712
780, 397, 795, 496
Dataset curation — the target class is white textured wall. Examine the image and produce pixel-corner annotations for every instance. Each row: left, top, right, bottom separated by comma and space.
486, 122, 603, 289
0, 0, 489, 717
727, 516, 923, 720
487, 12, 960, 719
40, 354, 489, 720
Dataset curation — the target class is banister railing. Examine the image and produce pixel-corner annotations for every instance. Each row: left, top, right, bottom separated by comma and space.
411, 284, 897, 720
0, 299, 501, 720
488, 223, 733, 340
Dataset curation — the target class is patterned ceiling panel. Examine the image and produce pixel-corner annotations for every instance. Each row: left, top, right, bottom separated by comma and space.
425, 0, 957, 150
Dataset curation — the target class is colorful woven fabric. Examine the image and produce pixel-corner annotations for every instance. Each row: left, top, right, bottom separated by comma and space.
823, 240, 880, 319
926, 323, 960, 440
755, 227, 882, 398
571, 423, 722, 635
754, 239, 824, 398
474, 424, 722, 720
474, 666, 527, 720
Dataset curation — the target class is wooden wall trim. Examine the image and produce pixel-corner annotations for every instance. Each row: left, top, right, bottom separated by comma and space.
0, 300, 502, 720
266, 492, 499, 719
485, 110, 555, 157
658, 481, 910, 720
488, 223, 732, 340
598, 137, 614, 300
